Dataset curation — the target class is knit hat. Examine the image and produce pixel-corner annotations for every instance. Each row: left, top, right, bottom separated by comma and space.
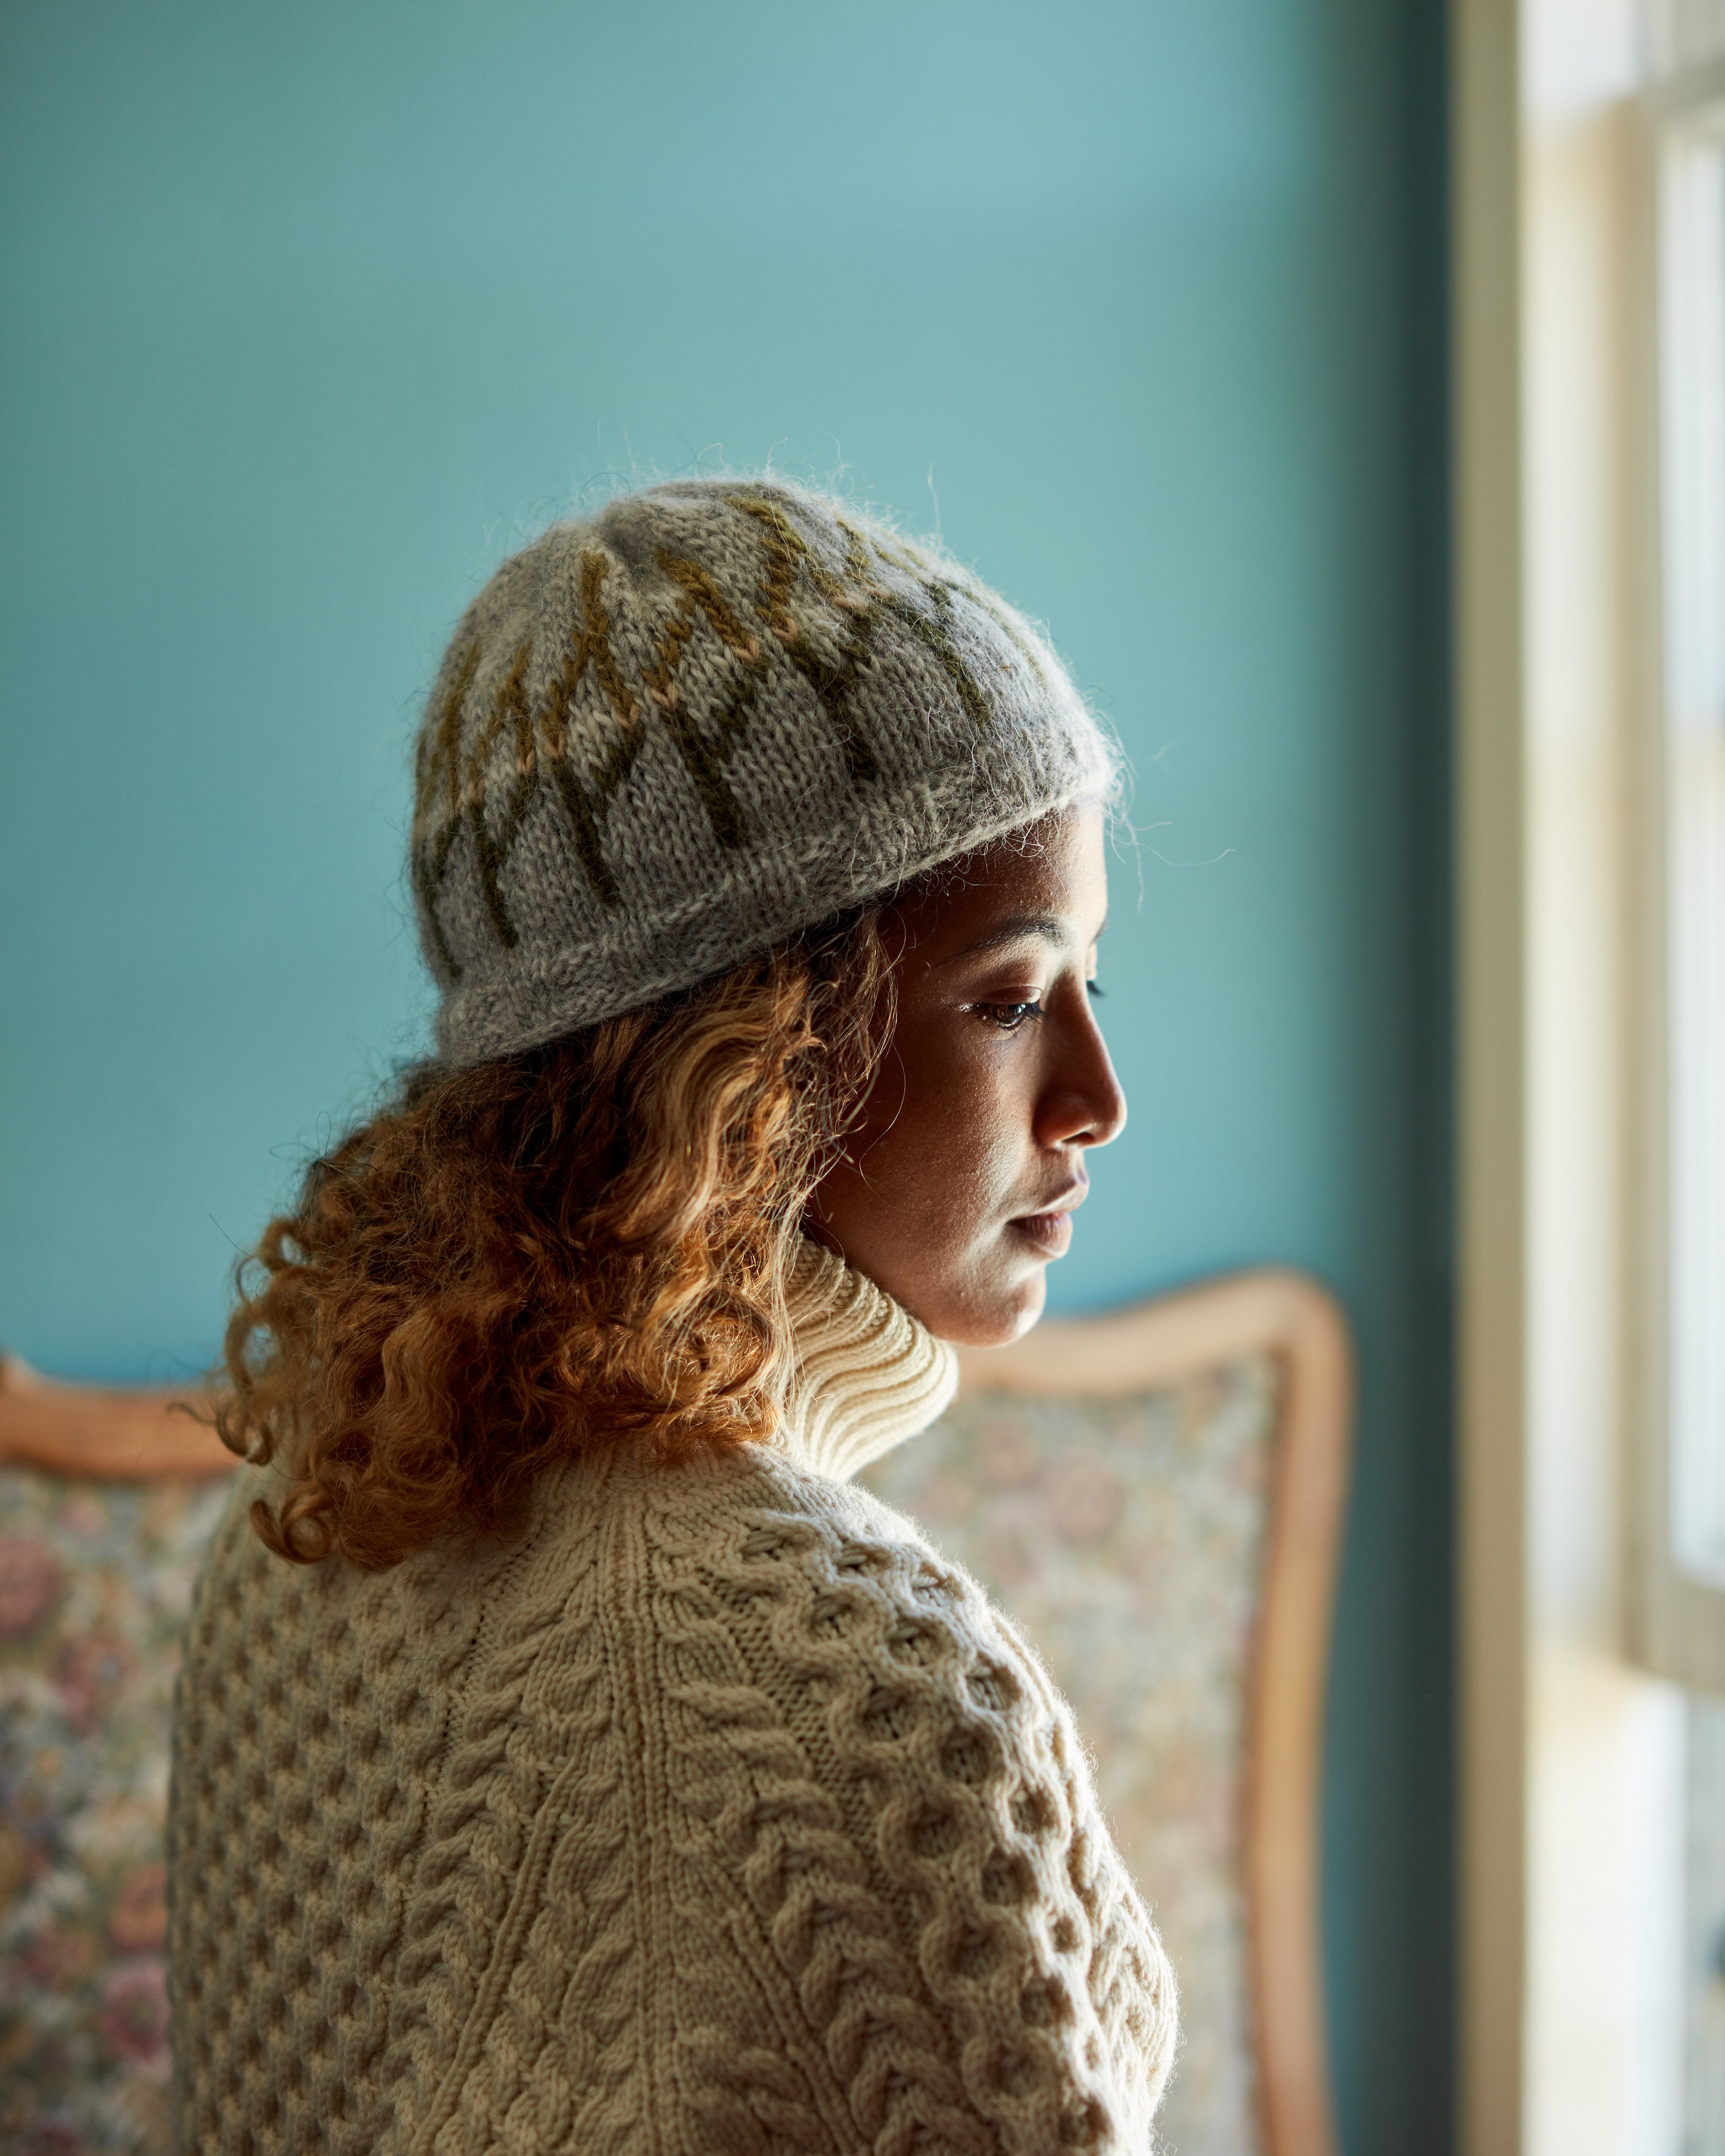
411, 476, 1118, 1067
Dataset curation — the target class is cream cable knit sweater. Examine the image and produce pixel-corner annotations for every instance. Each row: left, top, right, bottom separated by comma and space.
167, 1245, 1177, 2155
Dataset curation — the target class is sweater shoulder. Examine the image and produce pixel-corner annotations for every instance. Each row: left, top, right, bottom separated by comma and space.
645, 1435, 949, 1571
642, 1441, 1091, 1747
625, 1441, 1179, 2154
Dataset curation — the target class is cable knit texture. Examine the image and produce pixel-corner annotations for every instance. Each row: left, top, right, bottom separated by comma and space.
411, 477, 1119, 1065
167, 1248, 1176, 2154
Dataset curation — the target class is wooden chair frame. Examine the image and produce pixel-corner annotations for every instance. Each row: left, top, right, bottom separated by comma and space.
0, 1356, 235, 1480
1, 1264, 1351, 2156
954, 1266, 1352, 2156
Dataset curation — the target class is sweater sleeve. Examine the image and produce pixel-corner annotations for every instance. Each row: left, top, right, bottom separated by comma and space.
684, 1472, 1179, 2156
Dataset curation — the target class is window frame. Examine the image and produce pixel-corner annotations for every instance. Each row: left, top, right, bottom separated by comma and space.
1627, 48, 1725, 1693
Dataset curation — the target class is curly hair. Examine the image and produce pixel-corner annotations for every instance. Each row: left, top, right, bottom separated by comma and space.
217, 908, 895, 1570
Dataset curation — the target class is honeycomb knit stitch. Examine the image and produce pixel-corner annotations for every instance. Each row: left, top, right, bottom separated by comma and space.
167, 1244, 1178, 2155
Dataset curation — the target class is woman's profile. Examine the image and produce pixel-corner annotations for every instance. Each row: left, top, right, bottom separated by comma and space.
166, 477, 1178, 2154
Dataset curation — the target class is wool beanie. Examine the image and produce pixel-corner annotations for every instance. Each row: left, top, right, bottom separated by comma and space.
412, 476, 1118, 1067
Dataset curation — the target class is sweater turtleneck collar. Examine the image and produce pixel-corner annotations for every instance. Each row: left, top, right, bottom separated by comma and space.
771, 1236, 960, 1484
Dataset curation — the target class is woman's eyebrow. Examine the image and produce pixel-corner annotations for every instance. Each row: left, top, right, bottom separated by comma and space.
942, 914, 1070, 962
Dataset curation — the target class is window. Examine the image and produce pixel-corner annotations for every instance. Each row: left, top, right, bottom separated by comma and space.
1631, 24, 1725, 1699
1639, 26, 1725, 2155
1466, 5, 1725, 2145
1659, 79, 1725, 1599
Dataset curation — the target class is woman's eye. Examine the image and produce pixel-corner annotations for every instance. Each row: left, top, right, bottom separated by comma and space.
977, 1000, 1042, 1032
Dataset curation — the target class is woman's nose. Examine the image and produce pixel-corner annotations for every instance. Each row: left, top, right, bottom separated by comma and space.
1036, 1005, 1128, 1150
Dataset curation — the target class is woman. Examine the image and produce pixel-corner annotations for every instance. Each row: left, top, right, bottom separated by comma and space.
167, 478, 1178, 2154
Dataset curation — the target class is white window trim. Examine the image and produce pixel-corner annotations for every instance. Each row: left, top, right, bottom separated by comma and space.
1456, 3, 1707, 2152
1627, 48, 1725, 1694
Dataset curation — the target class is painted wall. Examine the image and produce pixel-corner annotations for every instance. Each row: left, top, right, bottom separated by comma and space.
0, 2, 1452, 2146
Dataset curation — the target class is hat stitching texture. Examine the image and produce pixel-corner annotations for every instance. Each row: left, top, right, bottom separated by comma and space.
409, 479, 1114, 1062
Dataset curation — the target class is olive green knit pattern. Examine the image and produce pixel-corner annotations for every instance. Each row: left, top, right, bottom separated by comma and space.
166, 1250, 1177, 2155
411, 478, 1119, 1065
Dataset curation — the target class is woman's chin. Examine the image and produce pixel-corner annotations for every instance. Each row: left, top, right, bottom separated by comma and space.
923, 1266, 1048, 1350
999, 1270, 1050, 1344
836, 1230, 1054, 1350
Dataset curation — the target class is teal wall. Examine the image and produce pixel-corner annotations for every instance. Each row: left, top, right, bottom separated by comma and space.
0, 3, 1453, 2146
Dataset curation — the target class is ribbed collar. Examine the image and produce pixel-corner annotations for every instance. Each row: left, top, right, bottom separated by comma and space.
772, 1236, 960, 1484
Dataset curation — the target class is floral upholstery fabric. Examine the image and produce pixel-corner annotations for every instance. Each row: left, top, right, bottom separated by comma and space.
860, 1357, 1278, 2156
0, 1466, 231, 2156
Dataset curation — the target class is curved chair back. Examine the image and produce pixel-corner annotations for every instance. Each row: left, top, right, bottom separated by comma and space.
1, 1268, 1350, 2156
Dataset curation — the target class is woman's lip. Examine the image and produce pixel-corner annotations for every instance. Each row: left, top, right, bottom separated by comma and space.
1013, 1179, 1088, 1220
1008, 1210, 1075, 1258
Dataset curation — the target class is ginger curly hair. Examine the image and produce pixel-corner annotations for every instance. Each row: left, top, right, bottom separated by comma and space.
218, 907, 895, 1570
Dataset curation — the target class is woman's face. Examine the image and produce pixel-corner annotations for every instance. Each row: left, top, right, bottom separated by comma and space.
809, 803, 1126, 1347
